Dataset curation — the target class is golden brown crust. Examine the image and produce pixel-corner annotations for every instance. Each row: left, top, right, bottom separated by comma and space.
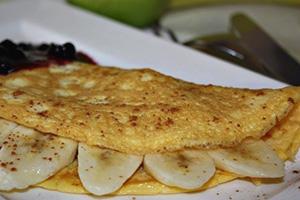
0, 62, 299, 154
264, 102, 300, 160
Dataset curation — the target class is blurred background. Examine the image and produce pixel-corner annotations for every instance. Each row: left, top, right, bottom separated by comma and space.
65, 0, 300, 60
65, 0, 300, 84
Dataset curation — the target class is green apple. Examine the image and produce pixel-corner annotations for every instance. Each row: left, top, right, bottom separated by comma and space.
67, 0, 169, 28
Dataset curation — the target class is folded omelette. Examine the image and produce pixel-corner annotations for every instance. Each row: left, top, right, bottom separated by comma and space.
0, 62, 299, 196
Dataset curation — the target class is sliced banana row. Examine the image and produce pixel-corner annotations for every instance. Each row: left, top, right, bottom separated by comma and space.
77, 139, 284, 195
0, 119, 284, 196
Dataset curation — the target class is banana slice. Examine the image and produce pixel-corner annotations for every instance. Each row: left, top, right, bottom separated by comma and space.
144, 150, 215, 189
208, 140, 284, 178
0, 119, 17, 145
78, 143, 143, 195
0, 125, 77, 190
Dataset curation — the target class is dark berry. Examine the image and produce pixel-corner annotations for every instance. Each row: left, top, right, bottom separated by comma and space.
9, 49, 26, 60
0, 63, 16, 75
62, 43, 76, 59
0, 46, 12, 64
37, 43, 50, 51
0, 46, 8, 56
18, 43, 33, 51
0, 39, 17, 50
0, 39, 95, 75
48, 44, 56, 55
0, 41, 26, 61
0, 57, 10, 65
48, 44, 64, 58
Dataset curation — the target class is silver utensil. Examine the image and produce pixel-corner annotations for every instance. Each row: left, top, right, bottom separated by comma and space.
231, 13, 300, 85
187, 13, 300, 85
153, 14, 300, 85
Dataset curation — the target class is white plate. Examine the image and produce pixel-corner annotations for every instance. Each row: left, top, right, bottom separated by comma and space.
0, 0, 299, 200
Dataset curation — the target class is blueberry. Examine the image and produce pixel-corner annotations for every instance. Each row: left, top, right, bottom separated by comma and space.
0, 39, 17, 50
0, 46, 11, 63
0, 56, 10, 64
37, 43, 50, 51
18, 42, 33, 51
0, 63, 16, 75
0, 46, 7, 56
48, 44, 63, 58
5, 48, 26, 60
14, 49, 27, 60
62, 42, 76, 59
48, 43, 57, 52
1, 40, 81, 75
0, 40, 26, 60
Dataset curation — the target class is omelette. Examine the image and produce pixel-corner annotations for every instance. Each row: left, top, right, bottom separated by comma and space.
0, 62, 299, 196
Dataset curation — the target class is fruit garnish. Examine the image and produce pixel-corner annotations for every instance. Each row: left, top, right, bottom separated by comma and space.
0, 39, 96, 75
